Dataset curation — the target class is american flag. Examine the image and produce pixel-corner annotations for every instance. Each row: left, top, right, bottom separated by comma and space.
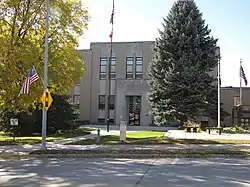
18, 66, 40, 96
110, 1, 114, 24
109, 0, 114, 38
240, 65, 248, 86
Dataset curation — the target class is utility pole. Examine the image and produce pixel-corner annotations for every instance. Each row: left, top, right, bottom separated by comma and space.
41, 0, 50, 150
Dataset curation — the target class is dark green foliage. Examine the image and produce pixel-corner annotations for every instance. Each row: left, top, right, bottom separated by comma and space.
0, 94, 79, 136
148, 0, 226, 126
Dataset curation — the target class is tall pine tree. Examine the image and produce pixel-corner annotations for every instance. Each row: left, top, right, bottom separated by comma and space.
148, 0, 224, 126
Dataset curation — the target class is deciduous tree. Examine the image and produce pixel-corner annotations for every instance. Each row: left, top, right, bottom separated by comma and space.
0, 0, 88, 111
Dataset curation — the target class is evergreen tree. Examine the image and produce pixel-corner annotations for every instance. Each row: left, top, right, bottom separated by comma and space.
148, 0, 223, 126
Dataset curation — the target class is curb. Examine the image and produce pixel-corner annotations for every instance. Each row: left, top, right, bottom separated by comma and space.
31, 153, 250, 159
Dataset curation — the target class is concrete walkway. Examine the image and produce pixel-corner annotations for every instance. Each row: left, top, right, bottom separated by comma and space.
0, 129, 119, 155
1, 128, 250, 156
165, 130, 250, 140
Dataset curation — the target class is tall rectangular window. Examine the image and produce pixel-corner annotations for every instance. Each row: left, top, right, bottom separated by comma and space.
73, 95, 80, 104
99, 95, 105, 110
100, 57, 107, 79
110, 57, 116, 79
109, 95, 115, 110
135, 57, 143, 79
126, 57, 133, 79
98, 95, 115, 110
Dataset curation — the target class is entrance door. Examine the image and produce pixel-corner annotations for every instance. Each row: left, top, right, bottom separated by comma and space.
128, 96, 141, 126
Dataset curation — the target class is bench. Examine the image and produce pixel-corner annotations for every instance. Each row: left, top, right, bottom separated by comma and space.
185, 127, 200, 133
207, 127, 223, 135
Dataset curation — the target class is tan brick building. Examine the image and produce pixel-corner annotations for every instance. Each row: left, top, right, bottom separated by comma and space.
71, 41, 250, 127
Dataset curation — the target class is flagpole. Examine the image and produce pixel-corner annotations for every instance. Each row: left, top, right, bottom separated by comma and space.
41, 0, 50, 150
240, 59, 243, 105
105, 0, 114, 132
217, 47, 221, 129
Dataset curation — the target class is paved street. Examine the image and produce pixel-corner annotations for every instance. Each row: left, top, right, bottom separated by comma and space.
0, 158, 250, 187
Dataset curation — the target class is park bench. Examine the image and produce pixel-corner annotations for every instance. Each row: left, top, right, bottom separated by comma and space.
185, 126, 199, 133
206, 127, 223, 135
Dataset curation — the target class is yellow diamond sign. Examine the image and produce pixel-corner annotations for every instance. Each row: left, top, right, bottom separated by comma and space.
40, 90, 53, 111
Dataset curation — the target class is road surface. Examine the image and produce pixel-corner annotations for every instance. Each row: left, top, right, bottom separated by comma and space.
0, 157, 250, 187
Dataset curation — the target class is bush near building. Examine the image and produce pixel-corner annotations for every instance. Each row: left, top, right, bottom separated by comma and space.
0, 94, 79, 136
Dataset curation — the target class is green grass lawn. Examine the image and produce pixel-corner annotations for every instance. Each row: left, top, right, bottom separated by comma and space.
30, 149, 250, 158
0, 127, 93, 146
69, 130, 250, 145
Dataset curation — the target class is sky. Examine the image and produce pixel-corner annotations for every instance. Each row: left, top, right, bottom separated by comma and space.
79, 0, 250, 87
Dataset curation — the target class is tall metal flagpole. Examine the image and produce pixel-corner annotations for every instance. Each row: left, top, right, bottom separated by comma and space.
105, 0, 114, 132
217, 47, 221, 129
42, 0, 50, 150
240, 59, 243, 105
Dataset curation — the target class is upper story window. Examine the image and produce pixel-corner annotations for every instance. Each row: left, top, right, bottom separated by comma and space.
75, 81, 80, 86
110, 57, 116, 79
135, 57, 143, 79
100, 57, 107, 79
126, 57, 133, 79
233, 96, 240, 106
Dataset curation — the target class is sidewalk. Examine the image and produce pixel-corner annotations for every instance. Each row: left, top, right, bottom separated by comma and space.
0, 129, 119, 155
1, 129, 250, 156
165, 130, 250, 140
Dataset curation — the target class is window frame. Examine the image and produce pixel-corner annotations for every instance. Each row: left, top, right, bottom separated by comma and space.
110, 57, 116, 79
99, 95, 106, 110
135, 57, 143, 79
126, 57, 134, 79
108, 95, 115, 110
100, 57, 107, 79
73, 95, 80, 104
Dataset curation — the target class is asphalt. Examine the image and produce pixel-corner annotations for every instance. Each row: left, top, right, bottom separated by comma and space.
0, 157, 250, 187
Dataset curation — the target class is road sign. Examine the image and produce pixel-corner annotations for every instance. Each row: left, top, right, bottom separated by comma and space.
40, 90, 53, 111
10, 118, 18, 126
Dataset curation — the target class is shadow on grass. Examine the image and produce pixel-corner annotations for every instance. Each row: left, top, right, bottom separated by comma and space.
0, 128, 92, 146
69, 134, 250, 145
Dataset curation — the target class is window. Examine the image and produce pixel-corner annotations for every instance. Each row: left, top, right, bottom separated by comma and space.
75, 81, 80, 86
135, 57, 143, 79
110, 57, 116, 79
73, 95, 80, 104
99, 95, 105, 110
233, 96, 240, 106
100, 57, 107, 79
98, 118, 105, 123
109, 95, 115, 110
126, 57, 133, 79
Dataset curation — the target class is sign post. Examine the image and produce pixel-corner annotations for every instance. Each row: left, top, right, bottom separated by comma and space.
40, 89, 53, 149
10, 118, 18, 141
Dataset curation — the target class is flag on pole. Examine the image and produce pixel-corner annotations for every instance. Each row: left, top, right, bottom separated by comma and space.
109, 0, 114, 39
240, 65, 248, 86
18, 66, 40, 96
110, 4, 114, 24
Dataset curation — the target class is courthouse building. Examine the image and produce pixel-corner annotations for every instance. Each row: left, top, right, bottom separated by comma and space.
71, 41, 250, 127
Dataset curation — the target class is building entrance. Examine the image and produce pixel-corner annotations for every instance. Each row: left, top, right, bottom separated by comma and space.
128, 96, 141, 126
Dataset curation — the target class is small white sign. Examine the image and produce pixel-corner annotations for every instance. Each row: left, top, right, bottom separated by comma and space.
10, 118, 18, 126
